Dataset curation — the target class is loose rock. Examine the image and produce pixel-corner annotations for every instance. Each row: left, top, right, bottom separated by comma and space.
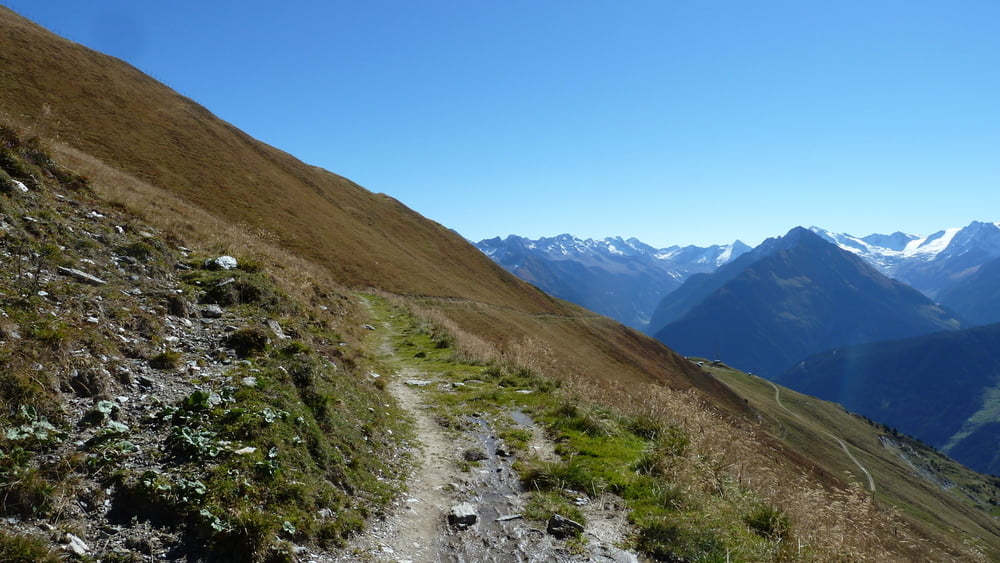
63, 533, 89, 556
547, 514, 584, 539
58, 266, 108, 286
204, 255, 238, 270
448, 503, 478, 529
200, 304, 224, 318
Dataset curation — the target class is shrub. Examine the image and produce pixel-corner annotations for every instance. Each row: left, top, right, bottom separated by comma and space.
0, 530, 60, 563
550, 403, 612, 437
227, 327, 270, 358
208, 509, 280, 562
116, 241, 157, 261
150, 349, 183, 370
633, 425, 690, 477
0, 168, 18, 195
635, 517, 725, 562
744, 504, 791, 541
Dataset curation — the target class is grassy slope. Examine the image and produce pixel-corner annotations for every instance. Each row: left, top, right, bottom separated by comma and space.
709, 361, 1000, 555
0, 7, 735, 403
1, 6, 998, 559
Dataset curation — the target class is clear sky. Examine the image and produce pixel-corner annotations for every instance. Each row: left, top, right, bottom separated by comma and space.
10, 1, 1000, 247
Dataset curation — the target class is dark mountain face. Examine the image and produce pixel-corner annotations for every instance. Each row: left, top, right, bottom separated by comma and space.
778, 324, 1000, 475
476, 235, 749, 329
645, 232, 798, 334
937, 255, 1000, 326
653, 227, 963, 377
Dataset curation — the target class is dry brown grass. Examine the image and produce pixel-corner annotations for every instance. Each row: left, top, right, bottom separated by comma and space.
553, 375, 983, 561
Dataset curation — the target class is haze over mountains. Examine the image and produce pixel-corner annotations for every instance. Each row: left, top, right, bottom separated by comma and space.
780, 324, 1000, 476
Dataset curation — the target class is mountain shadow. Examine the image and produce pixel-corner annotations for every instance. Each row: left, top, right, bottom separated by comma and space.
778, 323, 1000, 475
938, 255, 1000, 326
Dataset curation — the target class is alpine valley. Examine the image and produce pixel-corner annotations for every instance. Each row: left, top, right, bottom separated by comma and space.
481, 222, 1000, 476
1, 6, 999, 561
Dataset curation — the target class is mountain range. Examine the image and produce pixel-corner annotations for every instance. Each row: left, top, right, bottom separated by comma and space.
2, 6, 998, 560
651, 227, 963, 377
479, 221, 1000, 332
483, 225, 1000, 475
810, 221, 1000, 300
474, 235, 750, 328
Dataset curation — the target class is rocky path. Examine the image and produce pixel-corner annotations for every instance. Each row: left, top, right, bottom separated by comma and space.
335, 300, 641, 562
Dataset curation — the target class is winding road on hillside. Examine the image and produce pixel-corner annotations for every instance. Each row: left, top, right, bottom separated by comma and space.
766, 380, 877, 493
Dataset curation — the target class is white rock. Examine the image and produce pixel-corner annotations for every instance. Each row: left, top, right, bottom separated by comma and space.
64, 533, 89, 556
205, 255, 238, 270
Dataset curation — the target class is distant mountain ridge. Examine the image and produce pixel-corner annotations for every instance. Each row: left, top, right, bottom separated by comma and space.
811, 221, 1000, 299
475, 234, 750, 328
652, 227, 963, 377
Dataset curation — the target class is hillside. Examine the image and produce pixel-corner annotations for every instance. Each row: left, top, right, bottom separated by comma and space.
938, 255, 1000, 326
778, 323, 1000, 475
654, 227, 962, 377
1, 7, 998, 561
0, 7, 728, 402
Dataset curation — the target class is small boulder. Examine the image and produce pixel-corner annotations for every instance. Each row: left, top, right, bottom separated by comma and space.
546, 514, 584, 539
57, 266, 108, 286
448, 503, 478, 529
204, 255, 238, 270
462, 448, 488, 462
200, 304, 224, 319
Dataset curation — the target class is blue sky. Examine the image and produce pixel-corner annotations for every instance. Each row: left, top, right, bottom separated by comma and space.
11, 1, 1000, 247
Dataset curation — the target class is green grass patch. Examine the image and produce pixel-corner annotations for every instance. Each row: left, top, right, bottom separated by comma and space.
0, 530, 60, 563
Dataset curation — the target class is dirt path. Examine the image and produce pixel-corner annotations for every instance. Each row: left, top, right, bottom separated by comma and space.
338, 297, 642, 562
767, 380, 876, 493
329, 371, 456, 562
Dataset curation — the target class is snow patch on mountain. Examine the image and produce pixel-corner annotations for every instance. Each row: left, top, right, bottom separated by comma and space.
810, 222, 1000, 290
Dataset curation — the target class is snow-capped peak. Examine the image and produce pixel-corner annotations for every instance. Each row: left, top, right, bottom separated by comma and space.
902, 228, 962, 258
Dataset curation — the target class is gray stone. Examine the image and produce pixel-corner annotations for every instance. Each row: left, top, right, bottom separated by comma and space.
448, 503, 478, 529
200, 304, 224, 318
546, 514, 584, 539
57, 266, 108, 285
